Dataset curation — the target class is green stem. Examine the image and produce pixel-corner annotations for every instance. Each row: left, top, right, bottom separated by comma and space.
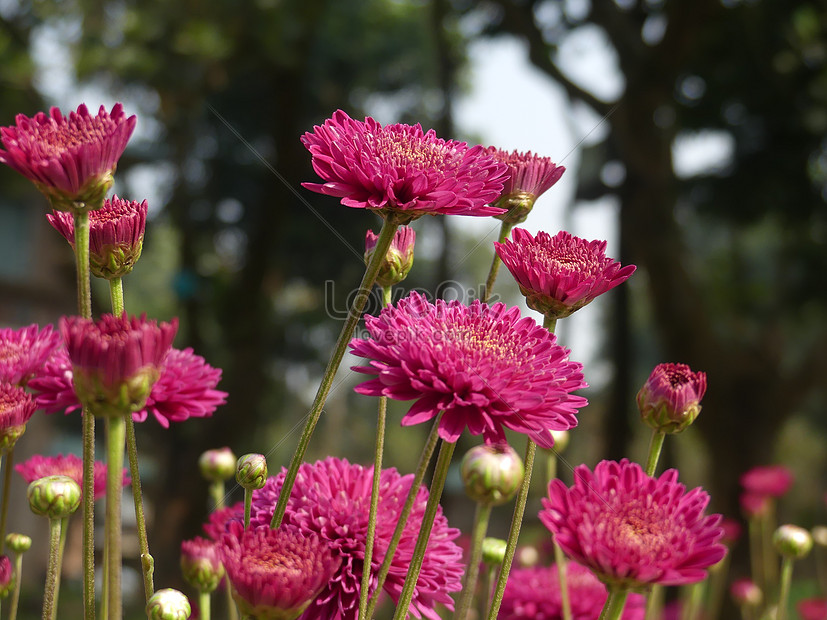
681, 581, 705, 620
42, 518, 63, 620
0, 449, 12, 553
542, 314, 557, 332
481, 221, 514, 304
209, 481, 226, 511
480, 565, 496, 620
73, 209, 96, 620
747, 518, 763, 594
705, 556, 730, 620
453, 502, 493, 620
486, 438, 536, 620
554, 543, 572, 620
126, 416, 155, 602
244, 488, 252, 530
777, 557, 794, 620
271, 218, 401, 529
224, 577, 239, 620
365, 419, 441, 619
109, 277, 125, 315
53, 517, 69, 618
644, 429, 666, 477
382, 285, 393, 307
599, 589, 630, 620
644, 585, 664, 620
199, 590, 211, 620
8, 550, 23, 620
105, 415, 126, 620
391, 439, 456, 620
358, 394, 387, 620
761, 505, 778, 599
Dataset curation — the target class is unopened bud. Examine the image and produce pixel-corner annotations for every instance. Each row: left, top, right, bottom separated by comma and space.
5, 533, 32, 554
773, 524, 813, 559
637, 363, 706, 434
199, 447, 237, 482
460, 443, 524, 506
481, 538, 507, 566
364, 226, 416, 288
236, 453, 267, 490
730, 578, 762, 607
27, 475, 81, 519
181, 537, 225, 593
146, 588, 191, 620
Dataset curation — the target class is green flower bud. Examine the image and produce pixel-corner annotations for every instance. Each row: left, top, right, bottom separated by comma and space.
637, 363, 707, 434
27, 475, 81, 519
236, 453, 268, 490
199, 447, 237, 482
0, 425, 26, 453
773, 524, 813, 559
5, 533, 32, 554
460, 443, 524, 506
146, 588, 191, 620
364, 226, 416, 288
481, 538, 507, 566
181, 537, 225, 594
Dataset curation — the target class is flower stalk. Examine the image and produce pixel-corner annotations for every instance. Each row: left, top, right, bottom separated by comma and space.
453, 502, 493, 620
644, 429, 666, 477
0, 449, 13, 551
271, 217, 401, 529
42, 518, 63, 620
486, 437, 536, 620
599, 588, 630, 620
391, 438, 456, 620
482, 221, 515, 304
105, 415, 126, 620
8, 550, 24, 620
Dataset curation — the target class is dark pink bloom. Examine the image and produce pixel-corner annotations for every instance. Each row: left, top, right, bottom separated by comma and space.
0, 383, 36, 451
31, 345, 226, 427
60, 313, 177, 417
15, 453, 129, 501
47, 195, 148, 279
739, 492, 771, 519
0, 555, 11, 597
636, 363, 707, 433
364, 225, 416, 288
798, 598, 827, 620
501, 562, 645, 620
249, 457, 464, 620
349, 291, 587, 448
219, 520, 340, 620
0, 104, 136, 210
301, 109, 508, 218
540, 459, 726, 589
0, 323, 61, 387
740, 465, 794, 498
495, 229, 636, 319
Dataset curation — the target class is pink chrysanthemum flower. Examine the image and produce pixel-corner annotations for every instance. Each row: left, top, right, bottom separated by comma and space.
218, 520, 340, 620
798, 598, 827, 620
47, 195, 148, 279
636, 363, 707, 434
739, 492, 771, 519
181, 536, 225, 594
0, 104, 136, 211
0, 323, 61, 387
364, 225, 416, 288
301, 110, 508, 219
203, 502, 244, 541
349, 291, 588, 449
248, 457, 464, 620
30, 345, 225, 427
495, 229, 636, 320
501, 562, 645, 620
540, 459, 726, 589
60, 313, 177, 417
0, 555, 12, 598
484, 147, 565, 225
739, 464, 794, 498
15, 453, 129, 501
0, 383, 36, 452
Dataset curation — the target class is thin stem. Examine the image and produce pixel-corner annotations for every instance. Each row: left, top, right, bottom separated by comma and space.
224, 578, 239, 620
358, 394, 387, 620
42, 518, 63, 620
209, 481, 226, 511
761, 505, 778, 599
105, 415, 126, 620
480, 565, 496, 620
486, 438, 536, 620
244, 488, 252, 530
382, 285, 393, 307
481, 221, 514, 304
0, 449, 12, 553
271, 218, 400, 529
9, 550, 23, 620
554, 544, 572, 620
73, 209, 96, 620
126, 416, 154, 602
542, 314, 557, 332
644, 429, 665, 477
365, 419, 441, 619
391, 439, 456, 620
199, 591, 211, 620
748, 518, 763, 593
645, 585, 664, 620
52, 517, 70, 618
109, 277, 125, 315
599, 589, 630, 620
705, 556, 730, 620
777, 557, 794, 620
681, 581, 705, 620
453, 502, 493, 620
